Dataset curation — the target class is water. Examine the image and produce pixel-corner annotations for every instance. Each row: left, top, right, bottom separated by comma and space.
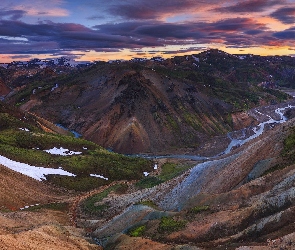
221, 104, 294, 155
158, 103, 295, 211
56, 123, 82, 138
132, 103, 295, 161
129, 153, 209, 161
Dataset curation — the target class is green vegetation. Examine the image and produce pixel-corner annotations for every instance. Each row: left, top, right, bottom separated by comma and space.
135, 176, 162, 189
262, 126, 295, 175
0, 113, 35, 131
136, 162, 192, 189
282, 126, 295, 163
189, 205, 210, 214
46, 175, 109, 192
82, 184, 125, 215
158, 216, 187, 234
166, 114, 180, 132
0, 111, 152, 191
136, 200, 158, 210
127, 225, 146, 237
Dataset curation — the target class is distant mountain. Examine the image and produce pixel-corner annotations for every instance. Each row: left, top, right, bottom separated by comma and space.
4, 49, 294, 154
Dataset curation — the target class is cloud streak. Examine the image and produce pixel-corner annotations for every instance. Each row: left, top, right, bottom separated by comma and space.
270, 7, 295, 24
214, 0, 280, 13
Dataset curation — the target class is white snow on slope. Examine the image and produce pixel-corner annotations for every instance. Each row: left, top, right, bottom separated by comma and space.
44, 147, 82, 156
90, 174, 109, 180
0, 155, 76, 181
19, 128, 29, 132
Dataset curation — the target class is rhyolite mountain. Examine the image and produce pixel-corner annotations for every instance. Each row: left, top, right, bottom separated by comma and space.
3, 49, 294, 154
0, 50, 295, 249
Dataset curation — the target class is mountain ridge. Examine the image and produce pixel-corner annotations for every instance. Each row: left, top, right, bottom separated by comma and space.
4, 49, 293, 154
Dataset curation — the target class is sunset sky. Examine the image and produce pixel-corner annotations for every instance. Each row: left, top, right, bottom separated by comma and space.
0, 0, 294, 62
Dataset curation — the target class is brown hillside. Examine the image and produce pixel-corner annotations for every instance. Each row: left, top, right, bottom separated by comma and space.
0, 165, 101, 250
0, 165, 63, 210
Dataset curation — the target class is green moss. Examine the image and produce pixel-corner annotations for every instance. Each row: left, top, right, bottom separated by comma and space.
136, 162, 192, 189
166, 114, 180, 132
183, 112, 202, 131
0, 123, 152, 190
135, 176, 163, 189
159, 162, 191, 182
189, 205, 210, 214
45, 175, 109, 192
127, 225, 146, 237
282, 127, 295, 163
262, 127, 295, 175
136, 200, 158, 210
158, 216, 186, 234
82, 184, 125, 214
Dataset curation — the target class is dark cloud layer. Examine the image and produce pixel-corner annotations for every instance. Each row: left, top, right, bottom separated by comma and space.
214, 0, 279, 13
0, 16, 285, 55
105, 0, 221, 20
273, 27, 295, 40
0, 1, 294, 57
270, 7, 295, 24
0, 16, 291, 55
0, 9, 26, 20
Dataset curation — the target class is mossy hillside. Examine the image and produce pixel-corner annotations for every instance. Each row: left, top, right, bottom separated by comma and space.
82, 184, 127, 215
0, 113, 152, 191
0, 113, 37, 131
127, 225, 146, 237
157, 216, 187, 234
136, 162, 192, 189
262, 126, 295, 175
282, 126, 295, 163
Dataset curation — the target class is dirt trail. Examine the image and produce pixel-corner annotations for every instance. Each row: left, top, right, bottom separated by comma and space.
69, 180, 130, 228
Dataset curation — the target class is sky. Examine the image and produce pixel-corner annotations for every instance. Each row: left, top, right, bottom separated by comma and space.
0, 0, 294, 63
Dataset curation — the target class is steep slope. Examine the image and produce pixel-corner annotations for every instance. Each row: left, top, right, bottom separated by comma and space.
5, 50, 292, 154
74, 103, 295, 249
0, 165, 63, 210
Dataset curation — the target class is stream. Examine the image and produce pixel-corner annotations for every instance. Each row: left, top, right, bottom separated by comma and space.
92, 101, 295, 242
134, 102, 295, 161
158, 102, 295, 210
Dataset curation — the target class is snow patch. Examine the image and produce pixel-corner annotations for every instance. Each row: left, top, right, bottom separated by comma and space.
90, 174, 109, 180
19, 128, 29, 132
44, 147, 82, 156
192, 55, 199, 62
0, 155, 76, 181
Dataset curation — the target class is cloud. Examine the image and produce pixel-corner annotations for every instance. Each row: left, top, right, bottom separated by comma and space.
162, 47, 206, 54
0, 9, 26, 20
104, 0, 222, 20
273, 27, 295, 40
6, 0, 69, 17
0, 15, 290, 57
214, 0, 279, 13
270, 7, 295, 24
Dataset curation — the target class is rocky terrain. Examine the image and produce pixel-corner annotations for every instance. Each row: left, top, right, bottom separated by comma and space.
0, 51, 294, 249
3, 49, 293, 154
71, 101, 295, 249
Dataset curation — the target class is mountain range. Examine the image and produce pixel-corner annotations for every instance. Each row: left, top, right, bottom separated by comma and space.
3, 49, 294, 154
0, 50, 294, 249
